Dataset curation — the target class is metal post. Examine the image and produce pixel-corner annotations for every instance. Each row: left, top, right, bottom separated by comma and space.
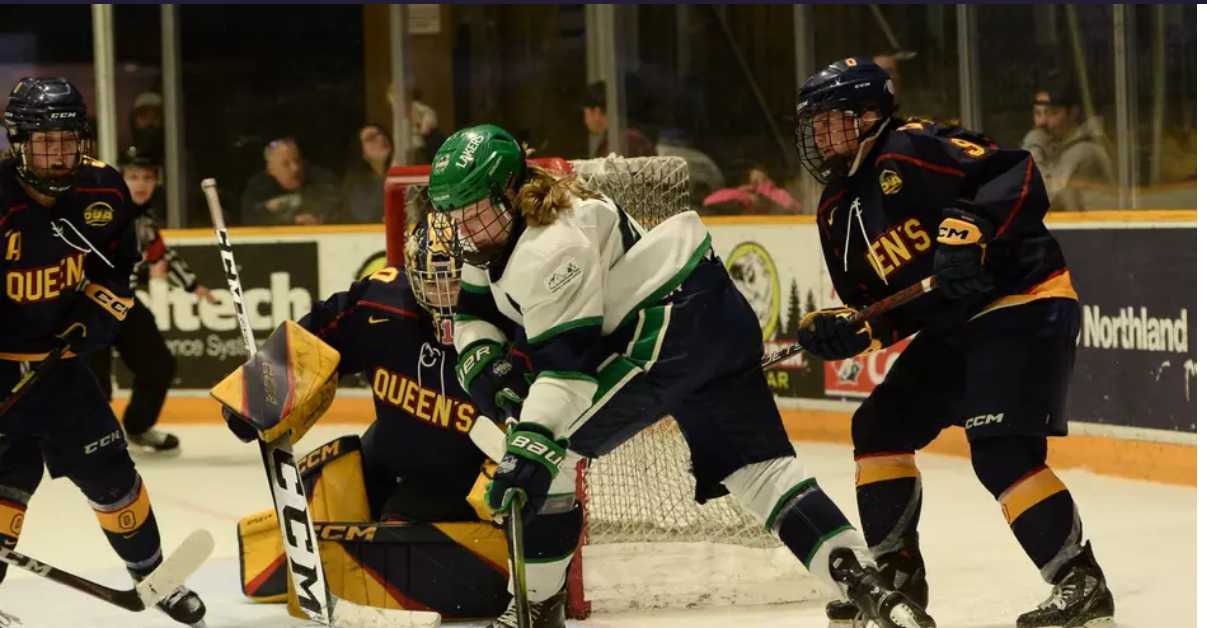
1112, 4, 1138, 209
1149, 4, 1166, 186
675, 4, 692, 80
956, 5, 980, 130
91, 4, 118, 166
389, 5, 412, 166
793, 3, 819, 212
587, 4, 625, 157
161, 4, 185, 227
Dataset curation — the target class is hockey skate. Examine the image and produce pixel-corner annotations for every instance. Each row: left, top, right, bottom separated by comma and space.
127, 429, 181, 456
827, 537, 928, 628
829, 548, 934, 628
132, 568, 206, 628
1017, 542, 1115, 628
486, 588, 566, 628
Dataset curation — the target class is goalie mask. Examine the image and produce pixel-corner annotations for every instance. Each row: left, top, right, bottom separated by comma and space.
405, 213, 462, 345
5, 77, 90, 197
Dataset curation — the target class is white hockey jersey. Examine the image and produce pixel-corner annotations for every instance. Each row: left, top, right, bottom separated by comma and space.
455, 195, 712, 437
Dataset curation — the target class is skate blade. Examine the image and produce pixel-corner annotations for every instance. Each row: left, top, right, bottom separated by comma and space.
129, 445, 183, 458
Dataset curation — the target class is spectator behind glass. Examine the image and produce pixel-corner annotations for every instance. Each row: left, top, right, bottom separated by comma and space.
118, 145, 165, 219
1028, 83, 1115, 211
385, 85, 446, 164
702, 162, 801, 216
241, 138, 340, 225
343, 123, 394, 223
130, 92, 165, 166
582, 80, 655, 158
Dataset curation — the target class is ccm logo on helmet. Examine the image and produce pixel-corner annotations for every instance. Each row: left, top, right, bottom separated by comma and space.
49, 112, 78, 119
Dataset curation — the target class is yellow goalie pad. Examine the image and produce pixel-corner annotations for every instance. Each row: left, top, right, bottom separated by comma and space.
237, 436, 512, 620
211, 320, 340, 444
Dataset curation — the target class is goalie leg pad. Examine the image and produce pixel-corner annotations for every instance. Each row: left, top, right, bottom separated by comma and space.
69, 453, 164, 576
211, 320, 341, 444
723, 457, 871, 598
0, 442, 44, 584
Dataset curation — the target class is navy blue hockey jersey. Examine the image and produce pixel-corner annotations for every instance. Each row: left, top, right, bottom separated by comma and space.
0, 157, 140, 360
816, 118, 1077, 342
300, 268, 484, 489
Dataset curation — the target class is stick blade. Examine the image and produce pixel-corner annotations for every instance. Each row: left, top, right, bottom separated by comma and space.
330, 598, 442, 628
135, 529, 215, 607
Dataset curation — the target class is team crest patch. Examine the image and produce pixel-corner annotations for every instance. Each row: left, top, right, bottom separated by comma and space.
879, 170, 903, 195
433, 154, 450, 174
83, 202, 114, 227
545, 261, 582, 295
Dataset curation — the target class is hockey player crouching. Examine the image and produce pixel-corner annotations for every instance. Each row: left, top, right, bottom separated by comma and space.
217, 212, 582, 628
0, 78, 205, 625
794, 58, 1113, 628
426, 124, 935, 628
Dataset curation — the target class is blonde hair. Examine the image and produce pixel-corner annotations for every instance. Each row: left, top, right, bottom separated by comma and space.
513, 152, 601, 227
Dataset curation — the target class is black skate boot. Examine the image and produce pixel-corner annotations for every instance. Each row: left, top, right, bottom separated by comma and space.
827, 538, 928, 628
1017, 542, 1115, 628
828, 548, 934, 628
128, 429, 181, 456
486, 588, 566, 628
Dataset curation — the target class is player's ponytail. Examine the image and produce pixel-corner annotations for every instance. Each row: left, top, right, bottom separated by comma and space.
515, 164, 602, 227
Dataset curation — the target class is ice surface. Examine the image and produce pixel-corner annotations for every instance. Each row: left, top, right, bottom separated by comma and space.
0, 423, 1191, 627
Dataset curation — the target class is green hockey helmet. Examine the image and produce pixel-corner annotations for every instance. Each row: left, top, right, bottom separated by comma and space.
427, 124, 527, 212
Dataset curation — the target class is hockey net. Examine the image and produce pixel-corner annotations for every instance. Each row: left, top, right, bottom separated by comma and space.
384, 156, 818, 617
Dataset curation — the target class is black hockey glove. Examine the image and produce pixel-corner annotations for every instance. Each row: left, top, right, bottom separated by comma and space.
487, 422, 567, 524
934, 207, 996, 298
457, 341, 531, 424
220, 406, 261, 443
55, 281, 133, 356
797, 307, 882, 361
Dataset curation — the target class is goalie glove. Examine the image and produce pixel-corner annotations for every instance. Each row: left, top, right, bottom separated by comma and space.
486, 422, 567, 524
934, 206, 996, 298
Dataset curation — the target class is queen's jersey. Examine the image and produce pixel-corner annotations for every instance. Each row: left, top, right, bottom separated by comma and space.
817, 118, 1077, 342
300, 268, 482, 486
0, 157, 140, 360
455, 195, 712, 437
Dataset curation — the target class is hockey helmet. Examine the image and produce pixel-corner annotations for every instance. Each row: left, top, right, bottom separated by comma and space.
795, 58, 898, 184
427, 124, 527, 268
5, 77, 90, 196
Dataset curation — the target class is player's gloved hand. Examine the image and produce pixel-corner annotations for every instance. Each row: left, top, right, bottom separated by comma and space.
487, 422, 567, 524
457, 341, 531, 424
934, 207, 996, 298
220, 406, 261, 443
797, 307, 881, 361
55, 281, 132, 356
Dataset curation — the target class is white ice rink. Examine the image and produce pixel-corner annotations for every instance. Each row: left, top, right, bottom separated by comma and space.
0, 423, 1193, 628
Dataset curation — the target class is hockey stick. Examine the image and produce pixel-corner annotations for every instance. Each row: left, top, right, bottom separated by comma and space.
0, 345, 68, 425
201, 179, 440, 628
0, 529, 213, 612
506, 499, 532, 628
759, 275, 936, 370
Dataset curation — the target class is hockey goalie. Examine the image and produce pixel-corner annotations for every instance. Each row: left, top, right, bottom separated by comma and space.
213, 211, 580, 627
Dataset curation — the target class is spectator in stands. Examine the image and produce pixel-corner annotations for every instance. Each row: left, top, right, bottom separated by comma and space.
702, 162, 801, 216
582, 80, 656, 158
241, 138, 339, 225
129, 92, 165, 165
343, 123, 394, 224
1027, 83, 1115, 211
